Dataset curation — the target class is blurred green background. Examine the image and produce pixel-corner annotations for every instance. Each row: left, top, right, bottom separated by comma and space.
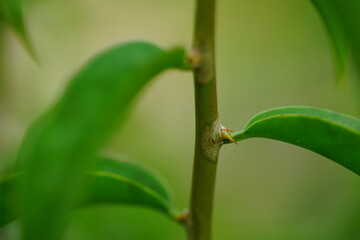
1, 0, 360, 239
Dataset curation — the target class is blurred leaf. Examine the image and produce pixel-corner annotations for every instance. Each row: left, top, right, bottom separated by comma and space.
310, 0, 349, 81
310, 0, 360, 80
14, 41, 189, 240
229, 106, 360, 175
0, 157, 176, 228
0, 0, 36, 60
83, 157, 175, 215
0, 173, 19, 228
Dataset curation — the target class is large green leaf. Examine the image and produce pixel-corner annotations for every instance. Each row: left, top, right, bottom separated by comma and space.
14, 41, 189, 240
228, 106, 360, 175
0, 0, 35, 59
0, 157, 176, 228
310, 1, 360, 79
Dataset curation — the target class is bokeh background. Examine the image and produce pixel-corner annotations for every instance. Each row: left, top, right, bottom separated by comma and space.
1, 0, 360, 239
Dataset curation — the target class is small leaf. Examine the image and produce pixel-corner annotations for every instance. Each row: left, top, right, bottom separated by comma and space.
14, 41, 189, 240
229, 106, 360, 175
0, 0, 36, 60
310, 0, 360, 80
0, 157, 176, 228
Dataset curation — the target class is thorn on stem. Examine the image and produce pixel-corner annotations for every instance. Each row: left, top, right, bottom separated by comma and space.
220, 124, 237, 144
176, 208, 190, 224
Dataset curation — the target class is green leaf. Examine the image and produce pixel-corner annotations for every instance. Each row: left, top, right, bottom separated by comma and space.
310, 0, 360, 80
0, 173, 19, 228
310, 0, 349, 80
14, 41, 189, 240
228, 106, 360, 175
83, 156, 175, 215
0, 157, 177, 229
0, 0, 36, 60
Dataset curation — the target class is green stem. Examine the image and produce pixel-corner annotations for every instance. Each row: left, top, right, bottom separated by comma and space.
187, 0, 221, 239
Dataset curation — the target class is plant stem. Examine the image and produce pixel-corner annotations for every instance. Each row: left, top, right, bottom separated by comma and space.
187, 0, 221, 240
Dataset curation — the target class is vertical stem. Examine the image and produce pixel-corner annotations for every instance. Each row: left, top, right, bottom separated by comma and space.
187, 0, 221, 240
